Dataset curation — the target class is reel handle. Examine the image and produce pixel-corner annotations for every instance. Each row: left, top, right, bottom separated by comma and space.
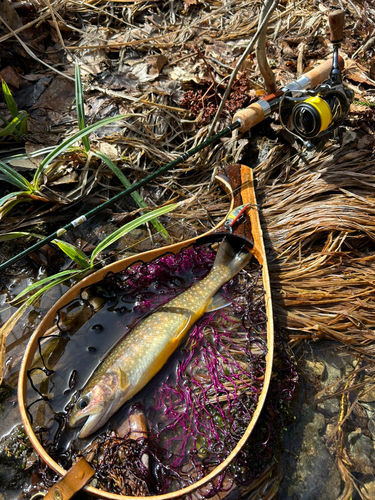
328, 10, 345, 43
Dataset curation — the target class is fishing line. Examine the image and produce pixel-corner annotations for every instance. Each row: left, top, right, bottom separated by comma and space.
26, 396, 48, 425
26, 369, 51, 401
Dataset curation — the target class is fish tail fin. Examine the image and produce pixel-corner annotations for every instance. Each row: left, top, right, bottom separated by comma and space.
213, 237, 252, 279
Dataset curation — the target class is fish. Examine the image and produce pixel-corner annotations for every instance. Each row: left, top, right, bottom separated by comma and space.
68, 238, 252, 438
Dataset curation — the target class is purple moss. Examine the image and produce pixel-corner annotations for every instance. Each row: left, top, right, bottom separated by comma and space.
36, 242, 297, 497
98, 243, 270, 493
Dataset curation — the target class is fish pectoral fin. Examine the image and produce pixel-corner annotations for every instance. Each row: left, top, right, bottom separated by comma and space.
172, 315, 193, 344
205, 291, 231, 312
115, 367, 130, 392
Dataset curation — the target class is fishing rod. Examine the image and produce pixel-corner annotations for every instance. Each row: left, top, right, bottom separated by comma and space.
0, 122, 240, 272
0, 9, 351, 272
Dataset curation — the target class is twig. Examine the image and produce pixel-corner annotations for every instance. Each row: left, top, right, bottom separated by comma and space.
195, 44, 219, 104
45, 0, 66, 51
256, 0, 278, 94
207, 0, 279, 137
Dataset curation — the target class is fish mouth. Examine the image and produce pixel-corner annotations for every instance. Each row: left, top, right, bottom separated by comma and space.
77, 414, 104, 439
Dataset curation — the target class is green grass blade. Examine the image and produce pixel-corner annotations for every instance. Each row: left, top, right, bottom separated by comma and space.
18, 112, 28, 135
3, 146, 55, 162
0, 111, 28, 138
92, 150, 169, 239
0, 191, 24, 207
52, 239, 90, 269
0, 195, 34, 219
0, 231, 45, 241
90, 203, 178, 266
0, 159, 34, 190
2, 79, 18, 119
33, 113, 132, 188
11, 269, 84, 303
75, 64, 90, 153
23, 275, 82, 306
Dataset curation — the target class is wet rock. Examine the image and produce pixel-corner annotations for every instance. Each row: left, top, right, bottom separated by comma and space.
360, 477, 375, 499
277, 403, 341, 500
359, 383, 375, 403
347, 430, 375, 475
302, 359, 325, 383
316, 393, 340, 415
0, 426, 32, 491
277, 342, 346, 500
362, 401, 375, 441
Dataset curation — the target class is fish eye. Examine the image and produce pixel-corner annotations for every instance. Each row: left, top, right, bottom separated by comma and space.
78, 397, 89, 409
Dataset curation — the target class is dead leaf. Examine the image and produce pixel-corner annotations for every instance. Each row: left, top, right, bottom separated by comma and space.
0, 306, 27, 385
0, 66, 19, 90
25, 142, 47, 167
166, 64, 201, 83
7, 158, 37, 171
345, 59, 375, 87
0, 0, 22, 31
148, 54, 168, 75
49, 172, 78, 186
47, 19, 72, 32
357, 135, 375, 149
98, 142, 118, 160
370, 60, 375, 81
131, 55, 168, 82
30, 76, 75, 121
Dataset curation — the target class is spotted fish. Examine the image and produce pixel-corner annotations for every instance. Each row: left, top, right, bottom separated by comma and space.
69, 238, 252, 438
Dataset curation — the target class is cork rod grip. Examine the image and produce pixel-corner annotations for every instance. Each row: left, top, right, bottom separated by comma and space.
303, 56, 344, 88
233, 103, 265, 133
328, 10, 345, 43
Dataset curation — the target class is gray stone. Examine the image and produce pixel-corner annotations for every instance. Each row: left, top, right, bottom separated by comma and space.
277, 403, 341, 500
359, 384, 375, 403
359, 402, 375, 440
347, 430, 375, 475
360, 478, 375, 500
368, 419, 375, 442
316, 395, 340, 415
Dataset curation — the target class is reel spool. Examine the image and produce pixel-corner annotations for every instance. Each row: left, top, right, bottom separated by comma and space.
291, 96, 332, 139
285, 82, 353, 141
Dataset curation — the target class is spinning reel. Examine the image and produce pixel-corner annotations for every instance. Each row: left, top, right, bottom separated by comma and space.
280, 11, 354, 145
233, 9, 353, 147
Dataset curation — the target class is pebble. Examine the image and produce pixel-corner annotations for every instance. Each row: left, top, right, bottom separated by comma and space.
360, 478, 375, 499
347, 430, 375, 476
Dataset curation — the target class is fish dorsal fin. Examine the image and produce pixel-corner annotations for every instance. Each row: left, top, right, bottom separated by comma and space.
205, 291, 231, 312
